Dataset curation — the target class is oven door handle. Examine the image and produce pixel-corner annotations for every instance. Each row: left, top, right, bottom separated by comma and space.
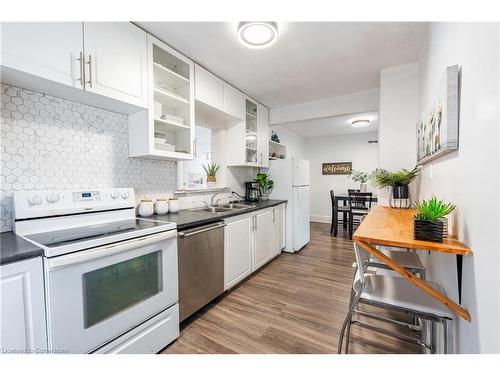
47, 230, 177, 270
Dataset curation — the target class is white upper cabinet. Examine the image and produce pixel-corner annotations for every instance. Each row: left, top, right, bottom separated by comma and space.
195, 64, 224, 110
257, 103, 270, 168
223, 83, 245, 120
1, 22, 84, 89
83, 23, 148, 108
1, 22, 148, 112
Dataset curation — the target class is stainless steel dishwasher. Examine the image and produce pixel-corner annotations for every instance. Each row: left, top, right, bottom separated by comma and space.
177, 221, 225, 321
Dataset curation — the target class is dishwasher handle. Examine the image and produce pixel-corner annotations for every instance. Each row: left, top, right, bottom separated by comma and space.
178, 222, 226, 238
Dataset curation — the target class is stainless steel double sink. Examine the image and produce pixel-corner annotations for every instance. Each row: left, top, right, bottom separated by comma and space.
190, 203, 254, 214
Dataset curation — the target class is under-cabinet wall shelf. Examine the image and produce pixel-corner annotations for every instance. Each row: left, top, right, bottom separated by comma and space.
269, 140, 286, 160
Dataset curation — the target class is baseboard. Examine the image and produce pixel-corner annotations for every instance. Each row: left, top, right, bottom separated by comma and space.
310, 215, 331, 223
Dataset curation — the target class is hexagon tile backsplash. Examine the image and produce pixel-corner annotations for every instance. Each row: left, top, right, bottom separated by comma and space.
0, 84, 179, 232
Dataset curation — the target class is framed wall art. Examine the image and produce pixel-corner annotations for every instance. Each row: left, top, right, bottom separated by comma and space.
417, 64, 461, 164
322, 162, 352, 175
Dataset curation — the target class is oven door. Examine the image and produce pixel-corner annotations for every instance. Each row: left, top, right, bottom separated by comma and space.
44, 230, 177, 353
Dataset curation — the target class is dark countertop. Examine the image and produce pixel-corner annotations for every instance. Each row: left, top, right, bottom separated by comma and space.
1, 231, 43, 265
0, 200, 287, 264
151, 199, 287, 230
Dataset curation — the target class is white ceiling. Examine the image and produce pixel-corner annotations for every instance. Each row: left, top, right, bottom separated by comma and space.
277, 111, 379, 138
136, 22, 427, 108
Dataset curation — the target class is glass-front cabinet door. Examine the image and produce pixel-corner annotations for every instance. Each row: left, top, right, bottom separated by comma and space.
129, 34, 195, 161
151, 43, 193, 156
245, 99, 258, 164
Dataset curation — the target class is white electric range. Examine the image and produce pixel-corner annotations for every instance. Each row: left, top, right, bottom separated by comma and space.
12, 188, 180, 354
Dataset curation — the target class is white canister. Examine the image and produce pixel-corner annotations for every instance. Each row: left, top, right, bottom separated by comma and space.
169, 198, 179, 213
138, 199, 154, 217
154, 198, 169, 215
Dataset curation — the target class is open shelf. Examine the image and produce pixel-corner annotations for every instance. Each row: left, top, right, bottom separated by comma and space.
153, 62, 189, 89
245, 147, 257, 151
154, 88, 189, 109
246, 111, 256, 119
269, 140, 286, 147
269, 157, 279, 160
154, 118, 190, 133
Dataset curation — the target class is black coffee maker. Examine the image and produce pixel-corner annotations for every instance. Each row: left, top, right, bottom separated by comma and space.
245, 181, 261, 202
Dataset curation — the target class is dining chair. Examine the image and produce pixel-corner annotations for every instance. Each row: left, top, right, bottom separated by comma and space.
337, 242, 454, 354
348, 192, 372, 239
330, 190, 350, 235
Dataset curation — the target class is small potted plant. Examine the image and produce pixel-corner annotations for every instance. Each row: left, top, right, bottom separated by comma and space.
349, 170, 370, 192
371, 166, 420, 208
414, 196, 456, 242
256, 173, 274, 200
202, 162, 220, 188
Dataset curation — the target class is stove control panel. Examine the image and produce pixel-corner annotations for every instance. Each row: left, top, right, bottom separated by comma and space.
13, 188, 136, 220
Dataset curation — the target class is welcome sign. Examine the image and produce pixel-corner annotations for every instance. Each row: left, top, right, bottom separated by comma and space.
322, 162, 352, 175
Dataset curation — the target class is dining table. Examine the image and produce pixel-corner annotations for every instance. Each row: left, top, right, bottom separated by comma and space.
352, 206, 472, 322
332, 193, 378, 237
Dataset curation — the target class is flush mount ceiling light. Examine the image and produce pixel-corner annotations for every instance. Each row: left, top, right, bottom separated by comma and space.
351, 119, 371, 128
237, 22, 278, 49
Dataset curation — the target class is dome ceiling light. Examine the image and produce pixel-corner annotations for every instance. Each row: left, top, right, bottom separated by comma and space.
237, 22, 278, 49
351, 119, 371, 128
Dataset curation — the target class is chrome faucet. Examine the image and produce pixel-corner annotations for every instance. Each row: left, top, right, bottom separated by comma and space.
210, 192, 222, 207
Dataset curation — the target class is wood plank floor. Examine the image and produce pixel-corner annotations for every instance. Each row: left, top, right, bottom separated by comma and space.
162, 222, 421, 354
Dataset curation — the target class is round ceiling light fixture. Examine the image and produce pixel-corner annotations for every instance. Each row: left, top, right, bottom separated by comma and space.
351, 119, 371, 128
237, 22, 278, 49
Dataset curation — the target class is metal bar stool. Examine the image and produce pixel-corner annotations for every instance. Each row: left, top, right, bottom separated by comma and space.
338, 243, 454, 354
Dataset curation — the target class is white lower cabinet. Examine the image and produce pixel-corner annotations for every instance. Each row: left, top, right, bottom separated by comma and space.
253, 209, 274, 271
271, 204, 285, 257
224, 205, 284, 290
0, 257, 47, 354
224, 214, 253, 290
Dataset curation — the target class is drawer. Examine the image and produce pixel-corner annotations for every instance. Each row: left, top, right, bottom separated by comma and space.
93, 304, 179, 354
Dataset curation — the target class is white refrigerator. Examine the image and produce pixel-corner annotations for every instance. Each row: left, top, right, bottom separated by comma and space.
269, 158, 310, 252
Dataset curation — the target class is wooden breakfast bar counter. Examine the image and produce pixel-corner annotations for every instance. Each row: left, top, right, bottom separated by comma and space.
352, 206, 472, 322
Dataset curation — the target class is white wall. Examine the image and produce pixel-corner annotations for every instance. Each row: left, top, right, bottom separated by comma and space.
306, 132, 379, 223
269, 125, 307, 160
378, 62, 420, 205
417, 23, 500, 353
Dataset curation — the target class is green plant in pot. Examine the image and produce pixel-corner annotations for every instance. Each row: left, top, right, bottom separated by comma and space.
349, 170, 370, 192
256, 173, 274, 200
203, 162, 220, 187
414, 196, 456, 242
371, 166, 420, 208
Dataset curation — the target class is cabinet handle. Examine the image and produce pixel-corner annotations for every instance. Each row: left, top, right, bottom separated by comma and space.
193, 139, 196, 157
78, 51, 84, 87
86, 54, 93, 88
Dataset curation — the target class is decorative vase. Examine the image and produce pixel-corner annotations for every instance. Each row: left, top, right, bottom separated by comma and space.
390, 185, 411, 209
138, 199, 154, 217
206, 175, 216, 188
169, 198, 179, 213
413, 217, 448, 242
360, 183, 367, 192
154, 198, 169, 215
